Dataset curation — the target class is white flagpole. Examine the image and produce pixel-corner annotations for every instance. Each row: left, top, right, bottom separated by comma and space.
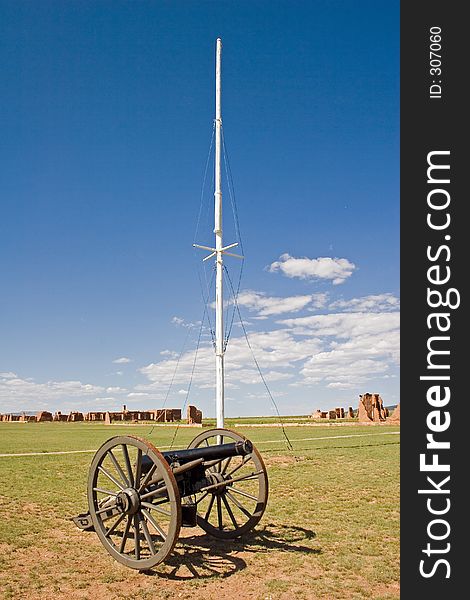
193, 39, 244, 427
214, 38, 224, 429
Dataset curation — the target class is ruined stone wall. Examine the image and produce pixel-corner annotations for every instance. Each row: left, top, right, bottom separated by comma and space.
187, 405, 202, 424
358, 393, 387, 422
67, 412, 84, 422
36, 411, 53, 422
388, 403, 400, 423
53, 412, 68, 422
312, 407, 348, 419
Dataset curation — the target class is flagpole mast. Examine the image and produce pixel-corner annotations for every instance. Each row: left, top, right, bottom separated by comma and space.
214, 37, 224, 429
193, 38, 243, 427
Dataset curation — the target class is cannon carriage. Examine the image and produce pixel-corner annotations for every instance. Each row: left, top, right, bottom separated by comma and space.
74, 428, 268, 570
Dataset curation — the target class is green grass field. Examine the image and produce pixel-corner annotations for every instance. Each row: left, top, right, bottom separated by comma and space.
0, 422, 399, 599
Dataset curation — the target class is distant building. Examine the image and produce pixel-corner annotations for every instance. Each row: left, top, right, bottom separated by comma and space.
19, 413, 36, 422
103, 407, 183, 424
2, 406, 196, 424
187, 405, 203, 424
358, 393, 387, 422
36, 411, 53, 422
85, 412, 106, 421
311, 407, 347, 420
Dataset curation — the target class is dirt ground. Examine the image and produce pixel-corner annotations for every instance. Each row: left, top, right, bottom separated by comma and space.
0, 521, 398, 600
1, 522, 311, 599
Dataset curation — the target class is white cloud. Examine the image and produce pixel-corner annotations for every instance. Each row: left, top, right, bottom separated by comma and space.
235, 290, 328, 317
138, 295, 399, 395
106, 386, 127, 393
160, 350, 179, 358
329, 293, 400, 313
127, 392, 149, 398
327, 382, 356, 390
307, 293, 329, 310
138, 328, 320, 394
279, 311, 399, 342
0, 376, 106, 413
279, 308, 400, 388
171, 316, 199, 328
269, 253, 356, 285
112, 357, 132, 364
0, 372, 17, 379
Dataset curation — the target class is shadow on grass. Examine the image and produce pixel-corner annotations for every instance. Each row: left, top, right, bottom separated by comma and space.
144, 523, 319, 580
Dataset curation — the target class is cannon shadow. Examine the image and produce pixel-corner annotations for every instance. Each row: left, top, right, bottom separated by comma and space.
145, 523, 320, 580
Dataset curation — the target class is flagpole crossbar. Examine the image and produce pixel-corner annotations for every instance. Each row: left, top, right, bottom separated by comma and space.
193, 242, 244, 262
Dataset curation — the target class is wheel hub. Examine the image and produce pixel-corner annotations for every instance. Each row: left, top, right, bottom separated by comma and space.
207, 471, 227, 495
116, 488, 140, 515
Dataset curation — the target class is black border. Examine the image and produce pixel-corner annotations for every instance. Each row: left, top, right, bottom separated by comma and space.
401, 2, 465, 596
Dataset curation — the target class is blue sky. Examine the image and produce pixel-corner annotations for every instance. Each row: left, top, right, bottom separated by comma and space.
0, 1, 399, 416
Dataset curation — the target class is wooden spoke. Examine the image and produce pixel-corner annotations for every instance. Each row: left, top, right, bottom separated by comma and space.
225, 490, 252, 519
119, 516, 132, 554
139, 513, 156, 556
134, 449, 143, 488
221, 456, 232, 476
222, 493, 239, 529
95, 502, 117, 516
195, 492, 209, 505
107, 449, 130, 488
98, 465, 125, 491
105, 513, 126, 538
93, 487, 118, 497
216, 495, 223, 530
141, 508, 167, 541
140, 501, 172, 517
227, 485, 258, 502
225, 455, 251, 479
204, 494, 216, 521
133, 515, 140, 560
138, 463, 158, 493
140, 483, 168, 501
121, 444, 135, 488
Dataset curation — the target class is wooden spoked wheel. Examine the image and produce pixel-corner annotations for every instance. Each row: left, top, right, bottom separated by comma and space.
187, 428, 268, 539
87, 436, 181, 570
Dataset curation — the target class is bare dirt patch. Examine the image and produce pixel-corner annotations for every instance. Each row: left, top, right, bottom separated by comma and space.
263, 454, 299, 467
1, 520, 322, 600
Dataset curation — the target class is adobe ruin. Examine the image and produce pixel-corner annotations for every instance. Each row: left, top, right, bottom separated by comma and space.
187, 405, 203, 424
36, 411, 53, 422
310, 407, 348, 420
357, 393, 387, 423
0, 406, 195, 424
388, 403, 400, 423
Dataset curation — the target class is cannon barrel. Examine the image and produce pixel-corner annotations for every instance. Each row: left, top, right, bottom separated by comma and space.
162, 440, 253, 465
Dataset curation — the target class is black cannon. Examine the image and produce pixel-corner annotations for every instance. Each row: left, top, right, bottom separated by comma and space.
73, 428, 268, 570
